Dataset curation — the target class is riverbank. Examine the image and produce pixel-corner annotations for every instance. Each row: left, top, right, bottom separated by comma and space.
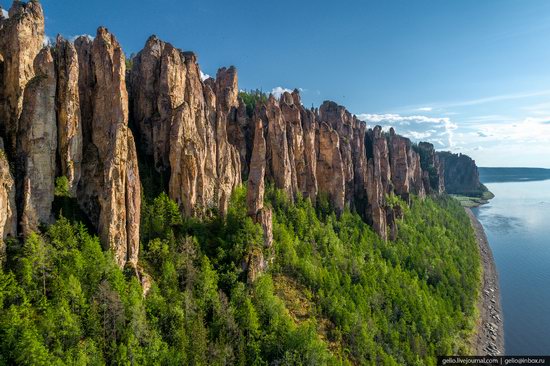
465, 208, 504, 356
451, 191, 495, 208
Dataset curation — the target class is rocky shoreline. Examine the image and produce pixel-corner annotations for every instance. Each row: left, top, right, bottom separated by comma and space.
466, 208, 504, 356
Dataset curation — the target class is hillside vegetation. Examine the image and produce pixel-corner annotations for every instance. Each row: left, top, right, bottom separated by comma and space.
0, 188, 480, 365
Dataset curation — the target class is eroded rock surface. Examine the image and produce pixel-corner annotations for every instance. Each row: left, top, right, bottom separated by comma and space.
55, 35, 82, 195
418, 142, 445, 194
0, 0, 45, 155
0, 7, 485, 277
438, 151, 484, 196
17, 48, 57, 237
75, 28, 141, 268
0, 139, 16, 257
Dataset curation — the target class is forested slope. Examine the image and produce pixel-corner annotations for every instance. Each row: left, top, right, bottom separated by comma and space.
0, 187, 480, 365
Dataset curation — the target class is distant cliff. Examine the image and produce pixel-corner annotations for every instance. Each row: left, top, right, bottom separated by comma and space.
438, 151, 488, 196
0, 1, 484, 268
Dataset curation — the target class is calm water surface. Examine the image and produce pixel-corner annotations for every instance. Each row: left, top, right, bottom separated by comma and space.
473, 179, 550, 354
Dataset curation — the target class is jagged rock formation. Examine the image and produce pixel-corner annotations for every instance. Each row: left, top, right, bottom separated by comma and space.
55, 35, 82, 196
0, 0, 45, 156
129, 37, 241, 217
438, 151, 485, 196
365, 126, 392, 240
0, 0, 142, 269
316, 121, 346, 213
0, 1, 487, 276
0, 139, 16, 258
74, 28, 141, 268
17, 47, 57, 236
245, 117, 272, 282
418, 142, 445, 194
388, 128, 425, 202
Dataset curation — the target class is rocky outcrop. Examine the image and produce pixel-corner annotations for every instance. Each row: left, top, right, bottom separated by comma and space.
418, 142, 444, 194
365, 126, 391, 240
245, 117, 272, 282
438, 151, 485, 196
129, 36, 185, 173
168, 57, 238, 216
280, 91, 305, 197
388, 128, 425, 202
1, 1, 487, 277
130, 37, 240, 217
0, 0, 45, 155
17, 48, 57, 236
316, 122, 345, 213
55, 36, 82, 195
247, 118, 266, 216
75, 28, 141, 268
74, 36, 94, 146
0, 139, 16, 258
125, 134, 141, 266
264, 95, 295, 198
212, 67, 242, 214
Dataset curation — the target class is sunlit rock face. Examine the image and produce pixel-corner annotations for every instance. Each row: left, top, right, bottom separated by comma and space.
55, 36, 83, 196
129, 37, 241, 218
418, 142, 445, 195
75, 28, 141, 268
0, 0, 482, 275
17, 48, 57, 236
0, 0, 45, 156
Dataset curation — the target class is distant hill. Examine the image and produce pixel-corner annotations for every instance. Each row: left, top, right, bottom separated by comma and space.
479, 167, 550, 183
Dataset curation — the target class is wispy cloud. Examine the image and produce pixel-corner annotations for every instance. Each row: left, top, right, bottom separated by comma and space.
442, 89, 550, 108
357, 113, 457, 148
392, 89, 550, 115
200, 70, 211, 81
271, 86, 293, 99
69, 34, 95, 42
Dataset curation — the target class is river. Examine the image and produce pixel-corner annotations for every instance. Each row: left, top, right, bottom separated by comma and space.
472, 178, 550, 354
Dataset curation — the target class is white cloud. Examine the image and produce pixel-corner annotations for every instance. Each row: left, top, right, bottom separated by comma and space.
200, 70, 211, 81
417, 107, 433, 112
357, 113, 457, 148
70, 34, 95, 42
43, 35, 53, 47
1, 8, 8, 18
431, 89, 550, 109
271, 86, 292, 99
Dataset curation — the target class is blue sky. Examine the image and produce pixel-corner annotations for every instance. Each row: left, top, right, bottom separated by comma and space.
3, 0, 550, 167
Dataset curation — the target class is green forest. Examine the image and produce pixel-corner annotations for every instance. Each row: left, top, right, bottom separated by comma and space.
0, 184, 481, 365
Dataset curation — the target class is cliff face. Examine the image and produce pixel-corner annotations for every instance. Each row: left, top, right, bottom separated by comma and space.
129, 37, 241, 217
0, 2, 141, 269
0, 139, 16, 258
438, 151, 484, 196
0, 0, 44, 156
76, 28, 141, 268
16, 47, 57, 236
418, 142, 445, 195
0, 1, 486, 272
55, 36, 82, 196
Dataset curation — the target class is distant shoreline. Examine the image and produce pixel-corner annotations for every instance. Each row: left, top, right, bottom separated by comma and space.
466, 208, 504, 356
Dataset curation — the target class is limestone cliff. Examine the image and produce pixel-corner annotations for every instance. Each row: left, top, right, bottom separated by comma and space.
418, 142, 445, 194
129, 38, 241, 217
0, 0, 44, 155
0, 2, 488, 277
79, 27, 140, 268
17, 47, 57, 236
438, 151, 486, 196
0, 139, 16, 258
55, 36, 82, 196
